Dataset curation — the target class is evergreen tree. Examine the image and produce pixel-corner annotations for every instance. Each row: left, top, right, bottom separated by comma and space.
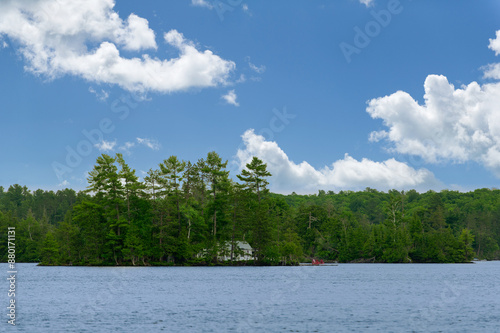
159, 156, 186, 237
237, 157, 272, 262
200, 152, 230, 262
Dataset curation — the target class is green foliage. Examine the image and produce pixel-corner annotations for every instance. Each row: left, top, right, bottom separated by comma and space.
458, 228, 475, 262
2, 154, 500, 265
237, 157, 273, 261
40, 232, 59, 265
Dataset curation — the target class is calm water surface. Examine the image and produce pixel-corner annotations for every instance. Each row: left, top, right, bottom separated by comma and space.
2, 262, 499, 332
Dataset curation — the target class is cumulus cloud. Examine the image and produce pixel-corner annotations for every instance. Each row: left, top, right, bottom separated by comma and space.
236, 129, 441, 194
0, 0, 235, 93
368, 31, 500, 177
222, 89, 239, 106
95, 139, 117, 152
137, 137, 160, 150
368, 75, 500, 176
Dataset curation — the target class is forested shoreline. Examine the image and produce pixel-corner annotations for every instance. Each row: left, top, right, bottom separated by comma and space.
1, 152, 499, 266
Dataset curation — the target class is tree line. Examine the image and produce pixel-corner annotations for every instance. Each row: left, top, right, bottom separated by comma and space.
1, 152, 499, 265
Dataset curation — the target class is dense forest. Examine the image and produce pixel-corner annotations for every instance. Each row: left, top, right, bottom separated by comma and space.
1, 152, 499, 266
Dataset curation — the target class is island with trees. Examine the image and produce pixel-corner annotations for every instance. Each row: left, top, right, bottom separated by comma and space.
1, 152, 499, 266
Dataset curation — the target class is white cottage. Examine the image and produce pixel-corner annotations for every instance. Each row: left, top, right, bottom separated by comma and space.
198, 241, 254, 261
219, 241, 254, 261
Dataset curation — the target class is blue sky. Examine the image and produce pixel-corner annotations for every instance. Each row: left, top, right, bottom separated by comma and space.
1, 0, 500, 194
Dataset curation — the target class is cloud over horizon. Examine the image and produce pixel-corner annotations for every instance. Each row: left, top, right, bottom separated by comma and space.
236, 129, 441, 194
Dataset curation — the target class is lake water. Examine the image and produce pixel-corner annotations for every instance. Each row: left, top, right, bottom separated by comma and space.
2, 262, 500, 332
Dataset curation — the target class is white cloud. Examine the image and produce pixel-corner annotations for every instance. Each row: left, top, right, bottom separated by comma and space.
483, 31, 500, 79
222, 89, 239, 106
359, 0, 374, 7
0, 0, 235, 93
489, 30, 500, 56
191, 0, 213, 9
94, 139, 117, 152
242, 4, 249, 12
369, 130, 388, 143
367, 75, 500, 176
483, 63, 500, 80
137, 137, 160, 150
236, 129, 441, 194
368, 31, 500, 177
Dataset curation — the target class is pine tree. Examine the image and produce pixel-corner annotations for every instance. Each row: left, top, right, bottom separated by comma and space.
200, 152, 230, 262
40, 232, 60, 265
159, 156, 186, 237
237, 157, 272, 262
86, 154, 127, 264
117, 153, 144, 224
237, 157, 272, 203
